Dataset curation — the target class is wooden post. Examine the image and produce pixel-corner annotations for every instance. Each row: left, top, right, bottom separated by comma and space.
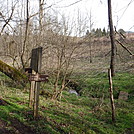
33, 47, 42, 119
33, 79, 40, 118
29, 70, 36, 108
29, 48, 38, 108
108, 68, 115, 123
29, 47, 43, 119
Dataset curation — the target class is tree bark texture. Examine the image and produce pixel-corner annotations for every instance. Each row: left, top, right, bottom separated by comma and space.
108, 68, 116, 123
108, 0, 116, 77
21, 0, 29, 69
0, 60, 28, 85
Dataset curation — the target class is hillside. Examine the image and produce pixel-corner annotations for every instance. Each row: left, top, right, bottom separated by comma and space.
0, 70, 134, 134
0, 33, 134, 134
0, 0, 134, 133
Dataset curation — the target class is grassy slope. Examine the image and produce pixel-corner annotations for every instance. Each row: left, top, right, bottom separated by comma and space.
0, 72, 134, 134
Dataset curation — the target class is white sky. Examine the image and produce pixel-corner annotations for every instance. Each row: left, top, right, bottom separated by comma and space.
1, 0, 134, 32
35, 0, 134, 32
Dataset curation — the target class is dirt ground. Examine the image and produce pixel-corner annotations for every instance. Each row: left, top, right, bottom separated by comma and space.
0, 98, 34, 134
0, 119, 34, 134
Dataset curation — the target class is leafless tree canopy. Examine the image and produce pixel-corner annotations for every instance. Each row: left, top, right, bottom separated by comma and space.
0, 0, 133, 99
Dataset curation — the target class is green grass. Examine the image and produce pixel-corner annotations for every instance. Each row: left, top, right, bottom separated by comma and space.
0, 72, 134, 134
79, 72, 134, 99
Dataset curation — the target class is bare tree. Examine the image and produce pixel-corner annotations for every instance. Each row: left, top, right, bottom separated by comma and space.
39, 11, 89, 100
39, 0, 44, 46
108, 68, 115, 122
107, 0, 116, 76
20, 0, 30, 69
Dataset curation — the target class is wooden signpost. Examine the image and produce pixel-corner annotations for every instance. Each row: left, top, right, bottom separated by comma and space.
28, 47, 48, 119
29, 74, 48, 82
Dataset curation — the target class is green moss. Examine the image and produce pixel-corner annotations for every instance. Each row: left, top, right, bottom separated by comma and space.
0, 60, 28, 86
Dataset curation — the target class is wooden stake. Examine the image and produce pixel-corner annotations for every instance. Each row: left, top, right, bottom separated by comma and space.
29, 81, 35, 107
33, 80, 40, 118
108, 68, 116, 123
33, 47, 42, 119
29, 47, 42, 119
29, 70, 36, 108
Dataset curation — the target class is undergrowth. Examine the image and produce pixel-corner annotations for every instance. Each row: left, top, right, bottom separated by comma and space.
0, 72, 134, 134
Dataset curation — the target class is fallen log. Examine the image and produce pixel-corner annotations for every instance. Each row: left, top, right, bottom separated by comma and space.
0, 60, 28, 86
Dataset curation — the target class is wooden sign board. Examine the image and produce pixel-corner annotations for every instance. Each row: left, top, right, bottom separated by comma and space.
38, 74, 49, 82
29, 74, 48, 82
30, 47, 42, 73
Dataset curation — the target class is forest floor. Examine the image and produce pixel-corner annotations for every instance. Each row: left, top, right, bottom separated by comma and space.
0, 71, 134, 134
0, 36, 134, 133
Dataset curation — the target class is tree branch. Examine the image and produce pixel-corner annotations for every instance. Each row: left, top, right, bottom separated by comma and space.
116, 40, 134, 56
0, 3, 16, 35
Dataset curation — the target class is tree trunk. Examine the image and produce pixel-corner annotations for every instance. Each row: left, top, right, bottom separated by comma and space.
107, 0, 116, 77
39, 0, 44, 46
108, 68, 116, 123
0, 60, 28, 86
20, 0, 29, 69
